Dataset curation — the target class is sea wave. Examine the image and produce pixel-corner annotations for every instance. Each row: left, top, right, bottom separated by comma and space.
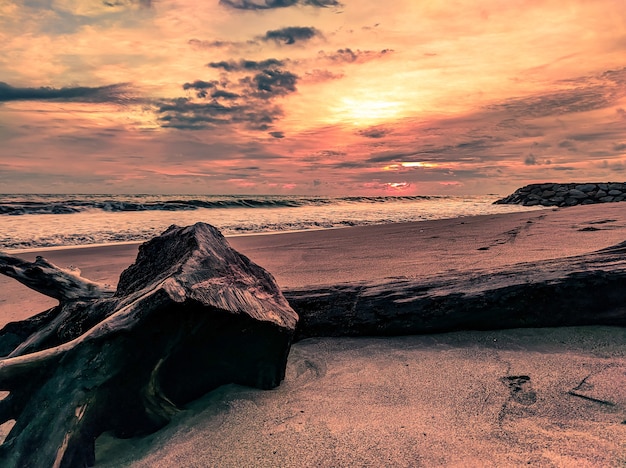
0, 194, 543, 251
0, 195, 436, 216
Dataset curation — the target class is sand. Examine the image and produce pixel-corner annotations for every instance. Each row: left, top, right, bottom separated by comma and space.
2, 204, 626, 466
96, 328, 626, 467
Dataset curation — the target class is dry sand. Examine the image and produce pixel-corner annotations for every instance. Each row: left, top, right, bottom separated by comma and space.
96, 327, 626, 467
2, 204, 626, 466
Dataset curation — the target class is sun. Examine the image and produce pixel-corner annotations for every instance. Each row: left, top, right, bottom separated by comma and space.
334, 97, 403, 126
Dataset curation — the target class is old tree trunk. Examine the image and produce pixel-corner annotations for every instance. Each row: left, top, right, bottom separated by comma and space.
2, 223, 626, 467
0, 223, 298, 468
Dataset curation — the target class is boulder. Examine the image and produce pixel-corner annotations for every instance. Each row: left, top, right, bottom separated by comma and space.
575, 184, 597, 192
568, 189, 588, 199
494, 182, 626, 207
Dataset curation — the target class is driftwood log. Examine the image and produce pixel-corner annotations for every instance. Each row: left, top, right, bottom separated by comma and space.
287, 240, 626, 339
2, 224, 626, 467
0, 223, 298, 468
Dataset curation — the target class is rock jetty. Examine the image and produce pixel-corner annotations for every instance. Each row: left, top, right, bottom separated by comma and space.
494, 182, 626, 207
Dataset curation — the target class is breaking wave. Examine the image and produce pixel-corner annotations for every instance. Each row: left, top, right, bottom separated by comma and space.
0, 194, 542, 250
0, 195, 436, 216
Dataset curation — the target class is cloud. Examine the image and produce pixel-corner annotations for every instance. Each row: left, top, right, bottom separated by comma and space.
488, 88, 612, 118
182, 80, 218, 98
189, 38, 239, 49
210, 89, 240, 100
488, 67, 626, 119
103, 0, 153, 8
524, 153, 537, 165
261, 27, 321, 45
157, 97, 284, 131
208, 58, 286, 72
0, 82, 131, 103
219, 0, 341, 10
358, 127, 391, 139
245, 69, 298, 97
160, 66, 298, 131
320, 48, 394, 64
614, 143, 626, 152
566, 131, 620, 142
163, 42, 302, 132
301, 69, 344, 83
366, 138, 500, 165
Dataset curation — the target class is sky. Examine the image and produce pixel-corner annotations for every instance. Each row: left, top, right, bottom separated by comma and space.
1, 0, 626, 195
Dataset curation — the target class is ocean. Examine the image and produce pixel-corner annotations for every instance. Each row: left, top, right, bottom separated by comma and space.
0, 194, 542, 251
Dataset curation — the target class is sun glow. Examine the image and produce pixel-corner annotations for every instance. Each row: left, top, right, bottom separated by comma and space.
335, 97, 403, 125
383, 161, 439, 170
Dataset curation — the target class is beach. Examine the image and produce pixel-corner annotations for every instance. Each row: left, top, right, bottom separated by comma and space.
1, 204, 626, 466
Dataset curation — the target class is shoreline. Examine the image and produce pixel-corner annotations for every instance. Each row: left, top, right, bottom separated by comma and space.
3, 203, 626, 326
2, 225, 344, 255
2, 203, 626, 465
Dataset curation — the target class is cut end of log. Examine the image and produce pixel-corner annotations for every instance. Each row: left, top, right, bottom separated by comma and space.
116, 222, 298, 330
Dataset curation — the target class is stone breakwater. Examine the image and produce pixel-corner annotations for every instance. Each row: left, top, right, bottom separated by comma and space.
494, 182, 626, 207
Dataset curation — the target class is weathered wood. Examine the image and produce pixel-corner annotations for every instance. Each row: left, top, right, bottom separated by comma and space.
0, 253, 113, 301
0, 223, 297, 468
287, 240, 626, 340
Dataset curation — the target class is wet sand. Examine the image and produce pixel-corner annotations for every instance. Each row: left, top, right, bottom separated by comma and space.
2, 204, 626, 466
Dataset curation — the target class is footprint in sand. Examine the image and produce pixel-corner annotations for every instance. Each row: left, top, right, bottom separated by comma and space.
501, 375, 537, 405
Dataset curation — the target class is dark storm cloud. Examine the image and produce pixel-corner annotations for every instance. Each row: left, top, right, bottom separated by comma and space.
220, 0, 341, 10
0, 82, 130, 103
261, 27, 321, 45
320, 48, 394, 64
208, 58, 286, 72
